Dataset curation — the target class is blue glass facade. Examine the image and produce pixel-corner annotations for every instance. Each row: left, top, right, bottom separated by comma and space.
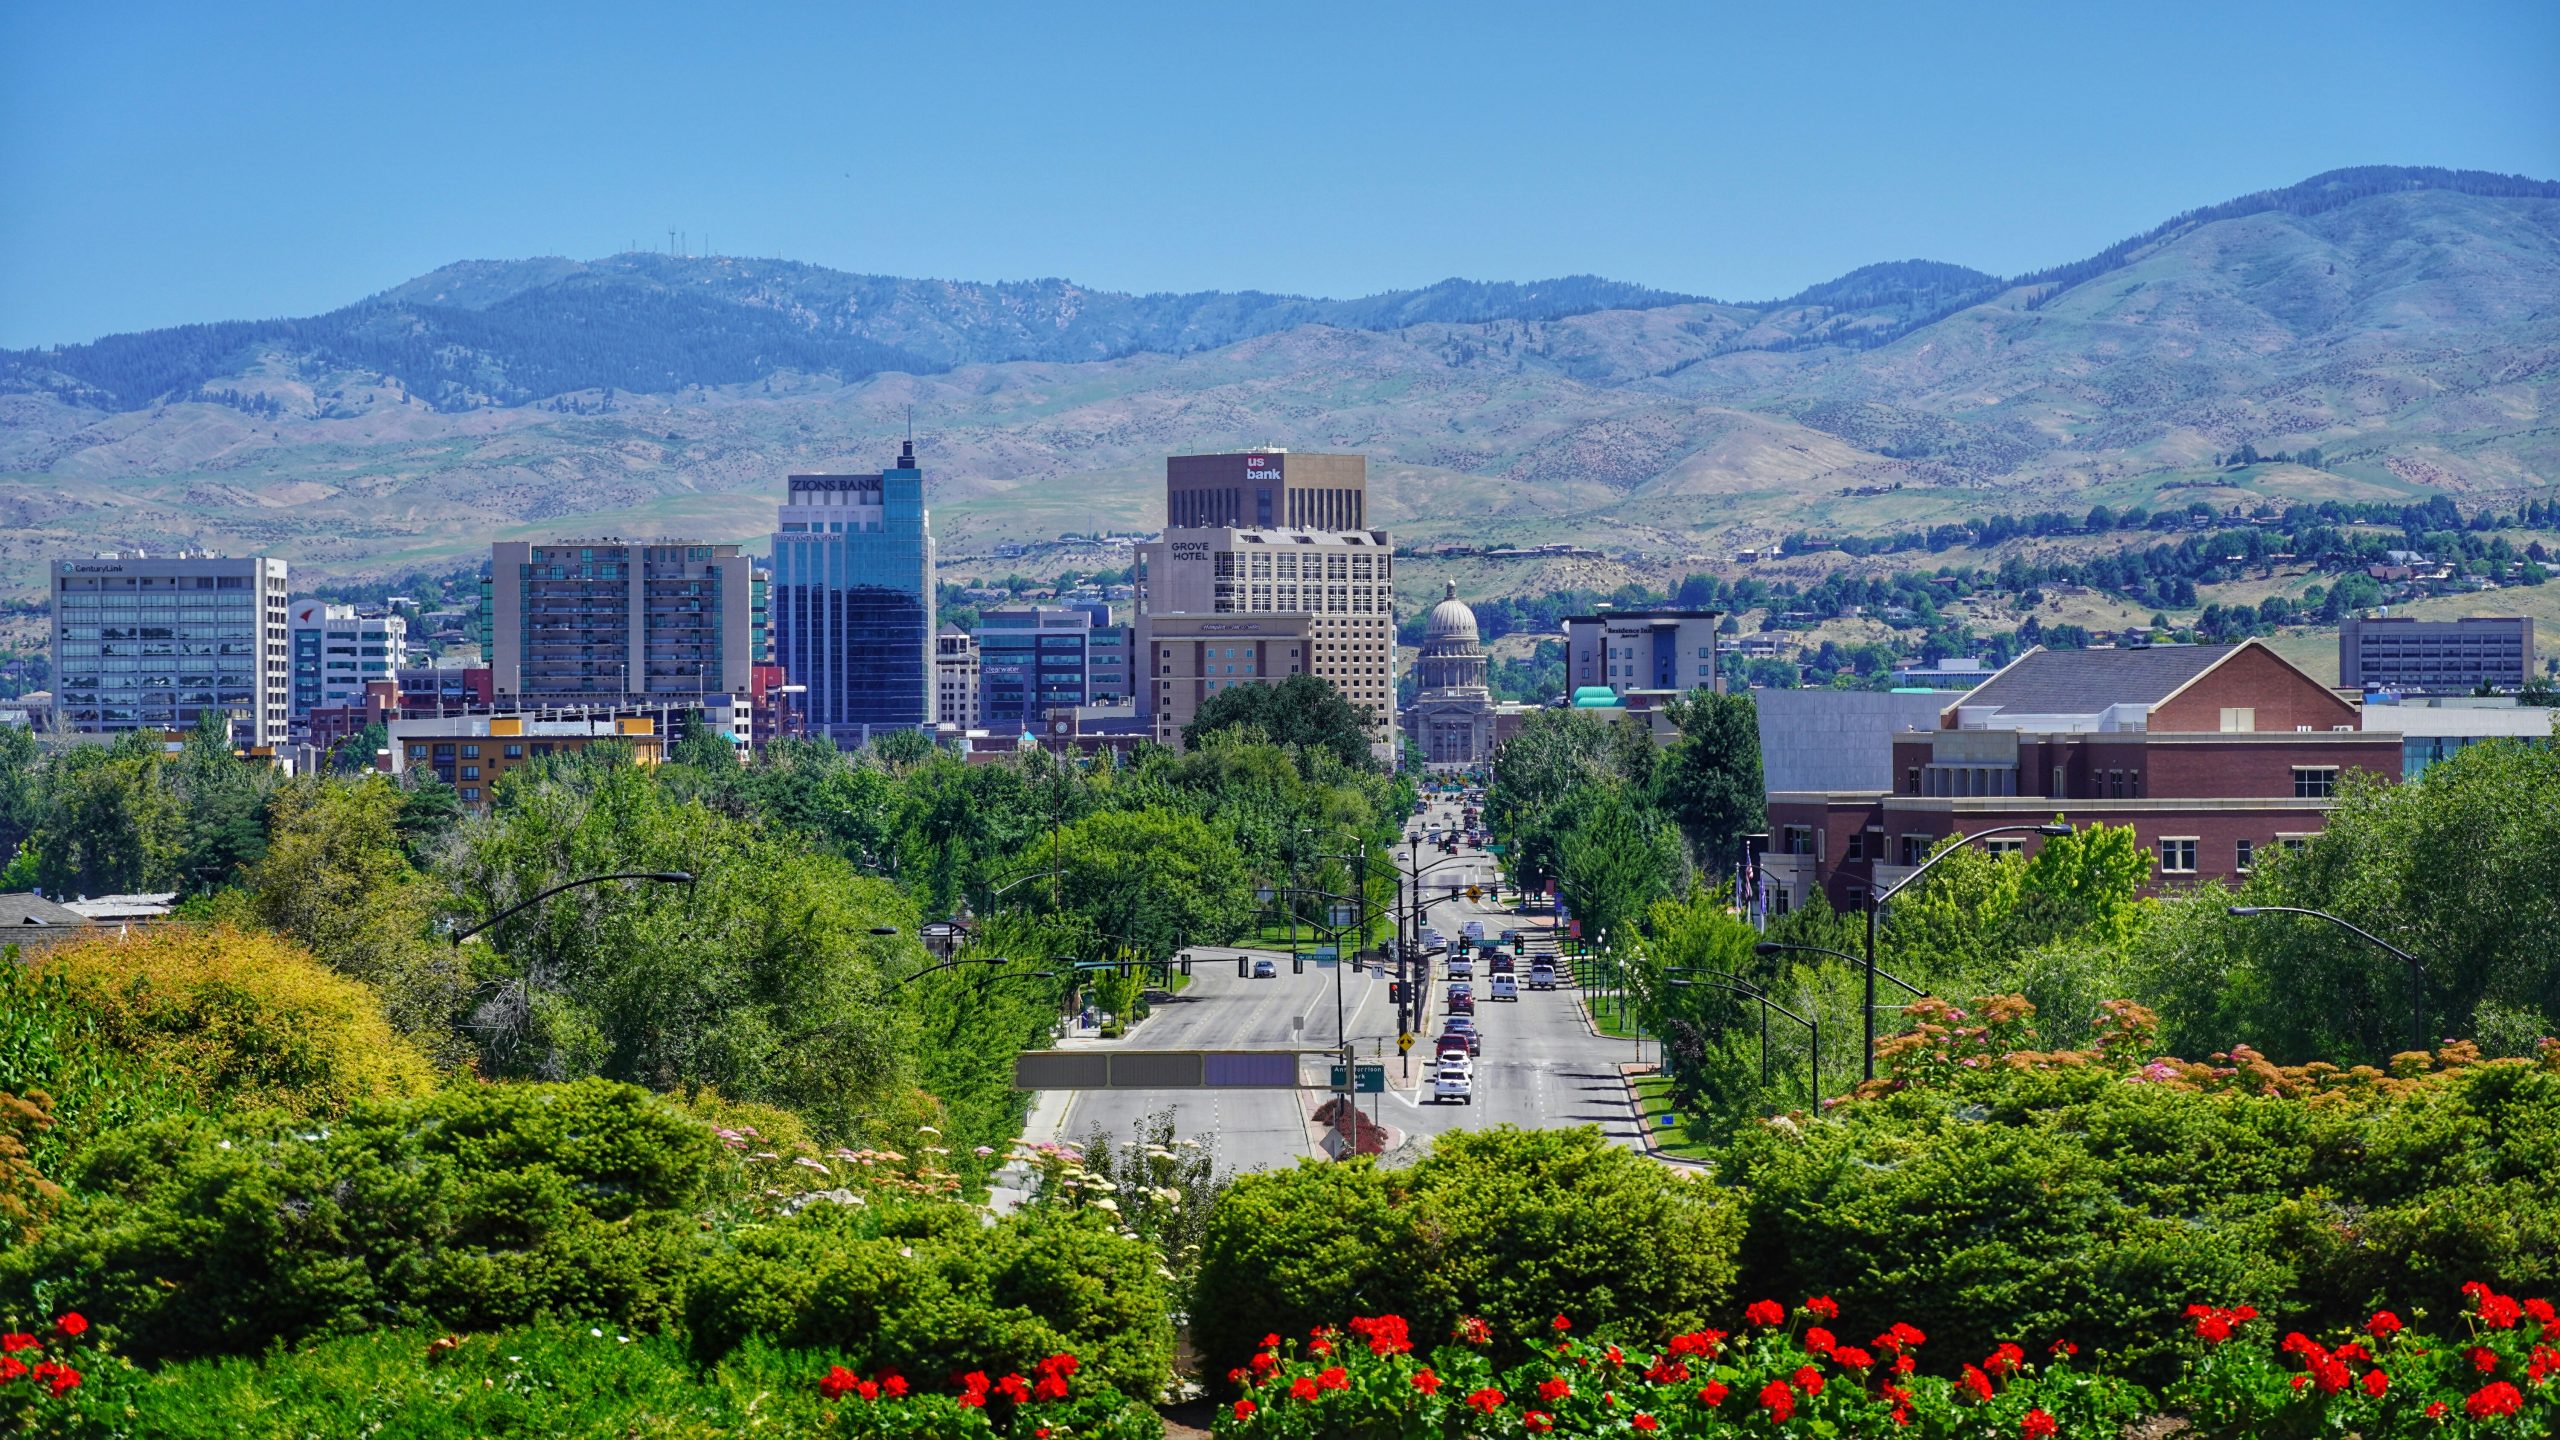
772, 443, 936, 742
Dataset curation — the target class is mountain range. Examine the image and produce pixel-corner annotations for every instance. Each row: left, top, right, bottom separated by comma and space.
2, 164, 2556, 597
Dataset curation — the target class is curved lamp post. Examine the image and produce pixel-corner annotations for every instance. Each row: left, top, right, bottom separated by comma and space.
1672, 972, 1819, 1110
1754, 941, 1925, 999
1864, 822, 2072, 1079
2228, 904, 2428, 1054
449, 870, 695, 947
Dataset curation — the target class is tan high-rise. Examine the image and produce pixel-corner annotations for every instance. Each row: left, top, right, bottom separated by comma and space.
1137, 451, 1397, 756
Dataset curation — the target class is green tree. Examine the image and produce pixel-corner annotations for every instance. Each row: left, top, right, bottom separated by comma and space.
32, 733, 178, 898
1557, 782, 1682, 951
1182, 672, 1372, 773
169, 710, 273, 897
1653, 690, 1765, 865
1048, 807, 1253, 959
0, 724, 40, 867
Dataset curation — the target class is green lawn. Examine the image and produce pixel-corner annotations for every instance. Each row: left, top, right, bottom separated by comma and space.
1630, 1074, 1721, 1165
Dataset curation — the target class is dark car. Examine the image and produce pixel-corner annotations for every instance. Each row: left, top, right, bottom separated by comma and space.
1442, 1015, 1483, 1056
1447, 991, 1475, 1016
1489, 954, 1516, 975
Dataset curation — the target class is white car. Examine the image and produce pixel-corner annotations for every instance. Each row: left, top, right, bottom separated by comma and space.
1490, 974, 1519, 1001
1433, 1060, 1475, 1105
1250, 958, 1277, 979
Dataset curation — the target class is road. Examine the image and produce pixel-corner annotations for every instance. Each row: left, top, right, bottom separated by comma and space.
1022, 790, 1646, 1173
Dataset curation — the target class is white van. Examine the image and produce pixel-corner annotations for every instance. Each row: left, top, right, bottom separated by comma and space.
1489, 974, 1518, 1002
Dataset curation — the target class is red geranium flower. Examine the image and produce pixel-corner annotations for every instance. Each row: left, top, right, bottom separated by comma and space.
2425, 1401, 2448, 1419
1466, 1387, 1504, 1414
818, 1366, 860, 1400
1457, 1317, 1493, 1346
1412, 1368, 1442, 1395
1804, 1326, 1837, 1357
38, 1362, 78, 1397
1632, 1415, 1660, 1432
1524, 1412, 1555, 1435
2467, 1382, 2523, 1420
0, 1357, 26, 1384
1033, 1373, 1069, 1402
1807, 1295, 1840, 1320
0, 1335, 35, 1355
1553, 1313, 1573, 1333
1834, 1346, 1875, 1370
997, 1374, 1032, 1403
2363, 1368, 2389, 1398
2049, 1339, 2077, 1359
1745, 1300, 1786, 1328
1317, 1366, 1349, 1392
1288, 1376, 1319, 1402
1668, 1329, 1725, 1358
1261, 1333, 1282, 1350
1793, 1364, 1825, 1397
882, 1373, 908, 1398
1760, 1379, 1796, 1422
1232, 1398, 1256, 1421
1960, 1365, 1994, 1402
2367, 1310, 2403, 1338
1538, 1376, 1572, 1403
51, 1315, 85, 1341
2470, 1346, 2500, 1374
2021, 1409, 2057, 1440
1697, 1381, 1729, 1406
1986, 1343, 2025, 1376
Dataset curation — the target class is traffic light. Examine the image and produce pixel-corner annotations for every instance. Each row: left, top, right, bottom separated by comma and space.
1292, 953, 1304, 975
1118, 959, 1133, 980
1180, 953, 1193, 977
1236, 955, 1247, 978
1390, 982, 1406, 1004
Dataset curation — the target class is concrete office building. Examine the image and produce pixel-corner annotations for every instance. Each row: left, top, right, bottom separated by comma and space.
289, 600, 408, 718
935, 626, 979, 729
2339, 614, 2533, 692
1565, 609, 1725, 699
51, 552, 292, 744
388, 713, 663, 810
488, 540, 760, 701
976, 605, 1134, 731
772, 441, 936, 744
1136, 452, 1397, 755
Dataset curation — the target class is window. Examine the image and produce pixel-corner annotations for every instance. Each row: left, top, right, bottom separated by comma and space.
1906, 766, 1921, 795
2159, 838, 2198, 873
2219, 707, 2255, 732
1981, 837, 2024, 857
1846, 831, 1866, 861
2235, 839, 2254, 872
461, 766, 480, 780
505, 744, 523, 758
462, 744, 480, 758
2293, 767, 2339, 798
1783, 825, 1815, 855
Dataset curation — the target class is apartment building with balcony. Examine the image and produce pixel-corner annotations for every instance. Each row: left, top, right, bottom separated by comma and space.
487, 540, 760, 703
1761, 640, 2398, 913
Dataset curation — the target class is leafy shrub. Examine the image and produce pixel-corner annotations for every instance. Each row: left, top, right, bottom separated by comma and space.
685, 1198, 1176, 1404
1723, 997, 2560, 1381
1193, 1127, 1743, 1375
0, 1079, 720, 1359
23, 924, 437, 1117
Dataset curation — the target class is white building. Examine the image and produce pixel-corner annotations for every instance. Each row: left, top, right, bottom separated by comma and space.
51, 551, 292, 745
935, 625, 979, 728
289, 600, 409, 718
1564, 609, 1725, 700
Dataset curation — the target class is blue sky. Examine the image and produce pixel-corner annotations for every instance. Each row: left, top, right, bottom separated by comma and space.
3, 1, 2555, 348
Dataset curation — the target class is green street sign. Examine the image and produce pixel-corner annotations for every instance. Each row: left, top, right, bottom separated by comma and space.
1328, 1063, 1387, 1094
1486, 842, 1506, 855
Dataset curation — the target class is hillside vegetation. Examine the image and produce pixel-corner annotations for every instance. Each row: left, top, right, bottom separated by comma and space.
0, 165, 2554, 596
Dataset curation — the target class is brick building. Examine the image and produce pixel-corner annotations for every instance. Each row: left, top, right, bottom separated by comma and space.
1762, 640, 2396, 912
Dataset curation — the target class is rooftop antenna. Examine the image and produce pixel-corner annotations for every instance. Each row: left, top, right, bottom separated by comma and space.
667, 227, 676, 255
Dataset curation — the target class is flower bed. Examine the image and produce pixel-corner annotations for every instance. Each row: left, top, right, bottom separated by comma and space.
1210, 1284, 2560, 1438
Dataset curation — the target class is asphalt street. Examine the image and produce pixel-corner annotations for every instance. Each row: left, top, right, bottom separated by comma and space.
1024, 793, 1646, 1173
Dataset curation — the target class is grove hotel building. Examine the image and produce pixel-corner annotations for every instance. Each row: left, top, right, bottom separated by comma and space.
1135, 451, 1397, 755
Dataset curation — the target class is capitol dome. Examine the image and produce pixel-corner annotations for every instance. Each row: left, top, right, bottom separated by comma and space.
1424, 580, 1482, 648
1415, 580, 1489, 695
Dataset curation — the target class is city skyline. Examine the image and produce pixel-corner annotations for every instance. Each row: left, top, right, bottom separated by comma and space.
4, 3, 2555, 348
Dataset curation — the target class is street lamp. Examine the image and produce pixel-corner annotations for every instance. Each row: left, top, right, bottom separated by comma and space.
1862, 822, 2071, 1080
1754, 941, 1925, 999
1672, 973, 1820, 1111
2228, 905, 2429, 1055
449, 870, 695, 947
